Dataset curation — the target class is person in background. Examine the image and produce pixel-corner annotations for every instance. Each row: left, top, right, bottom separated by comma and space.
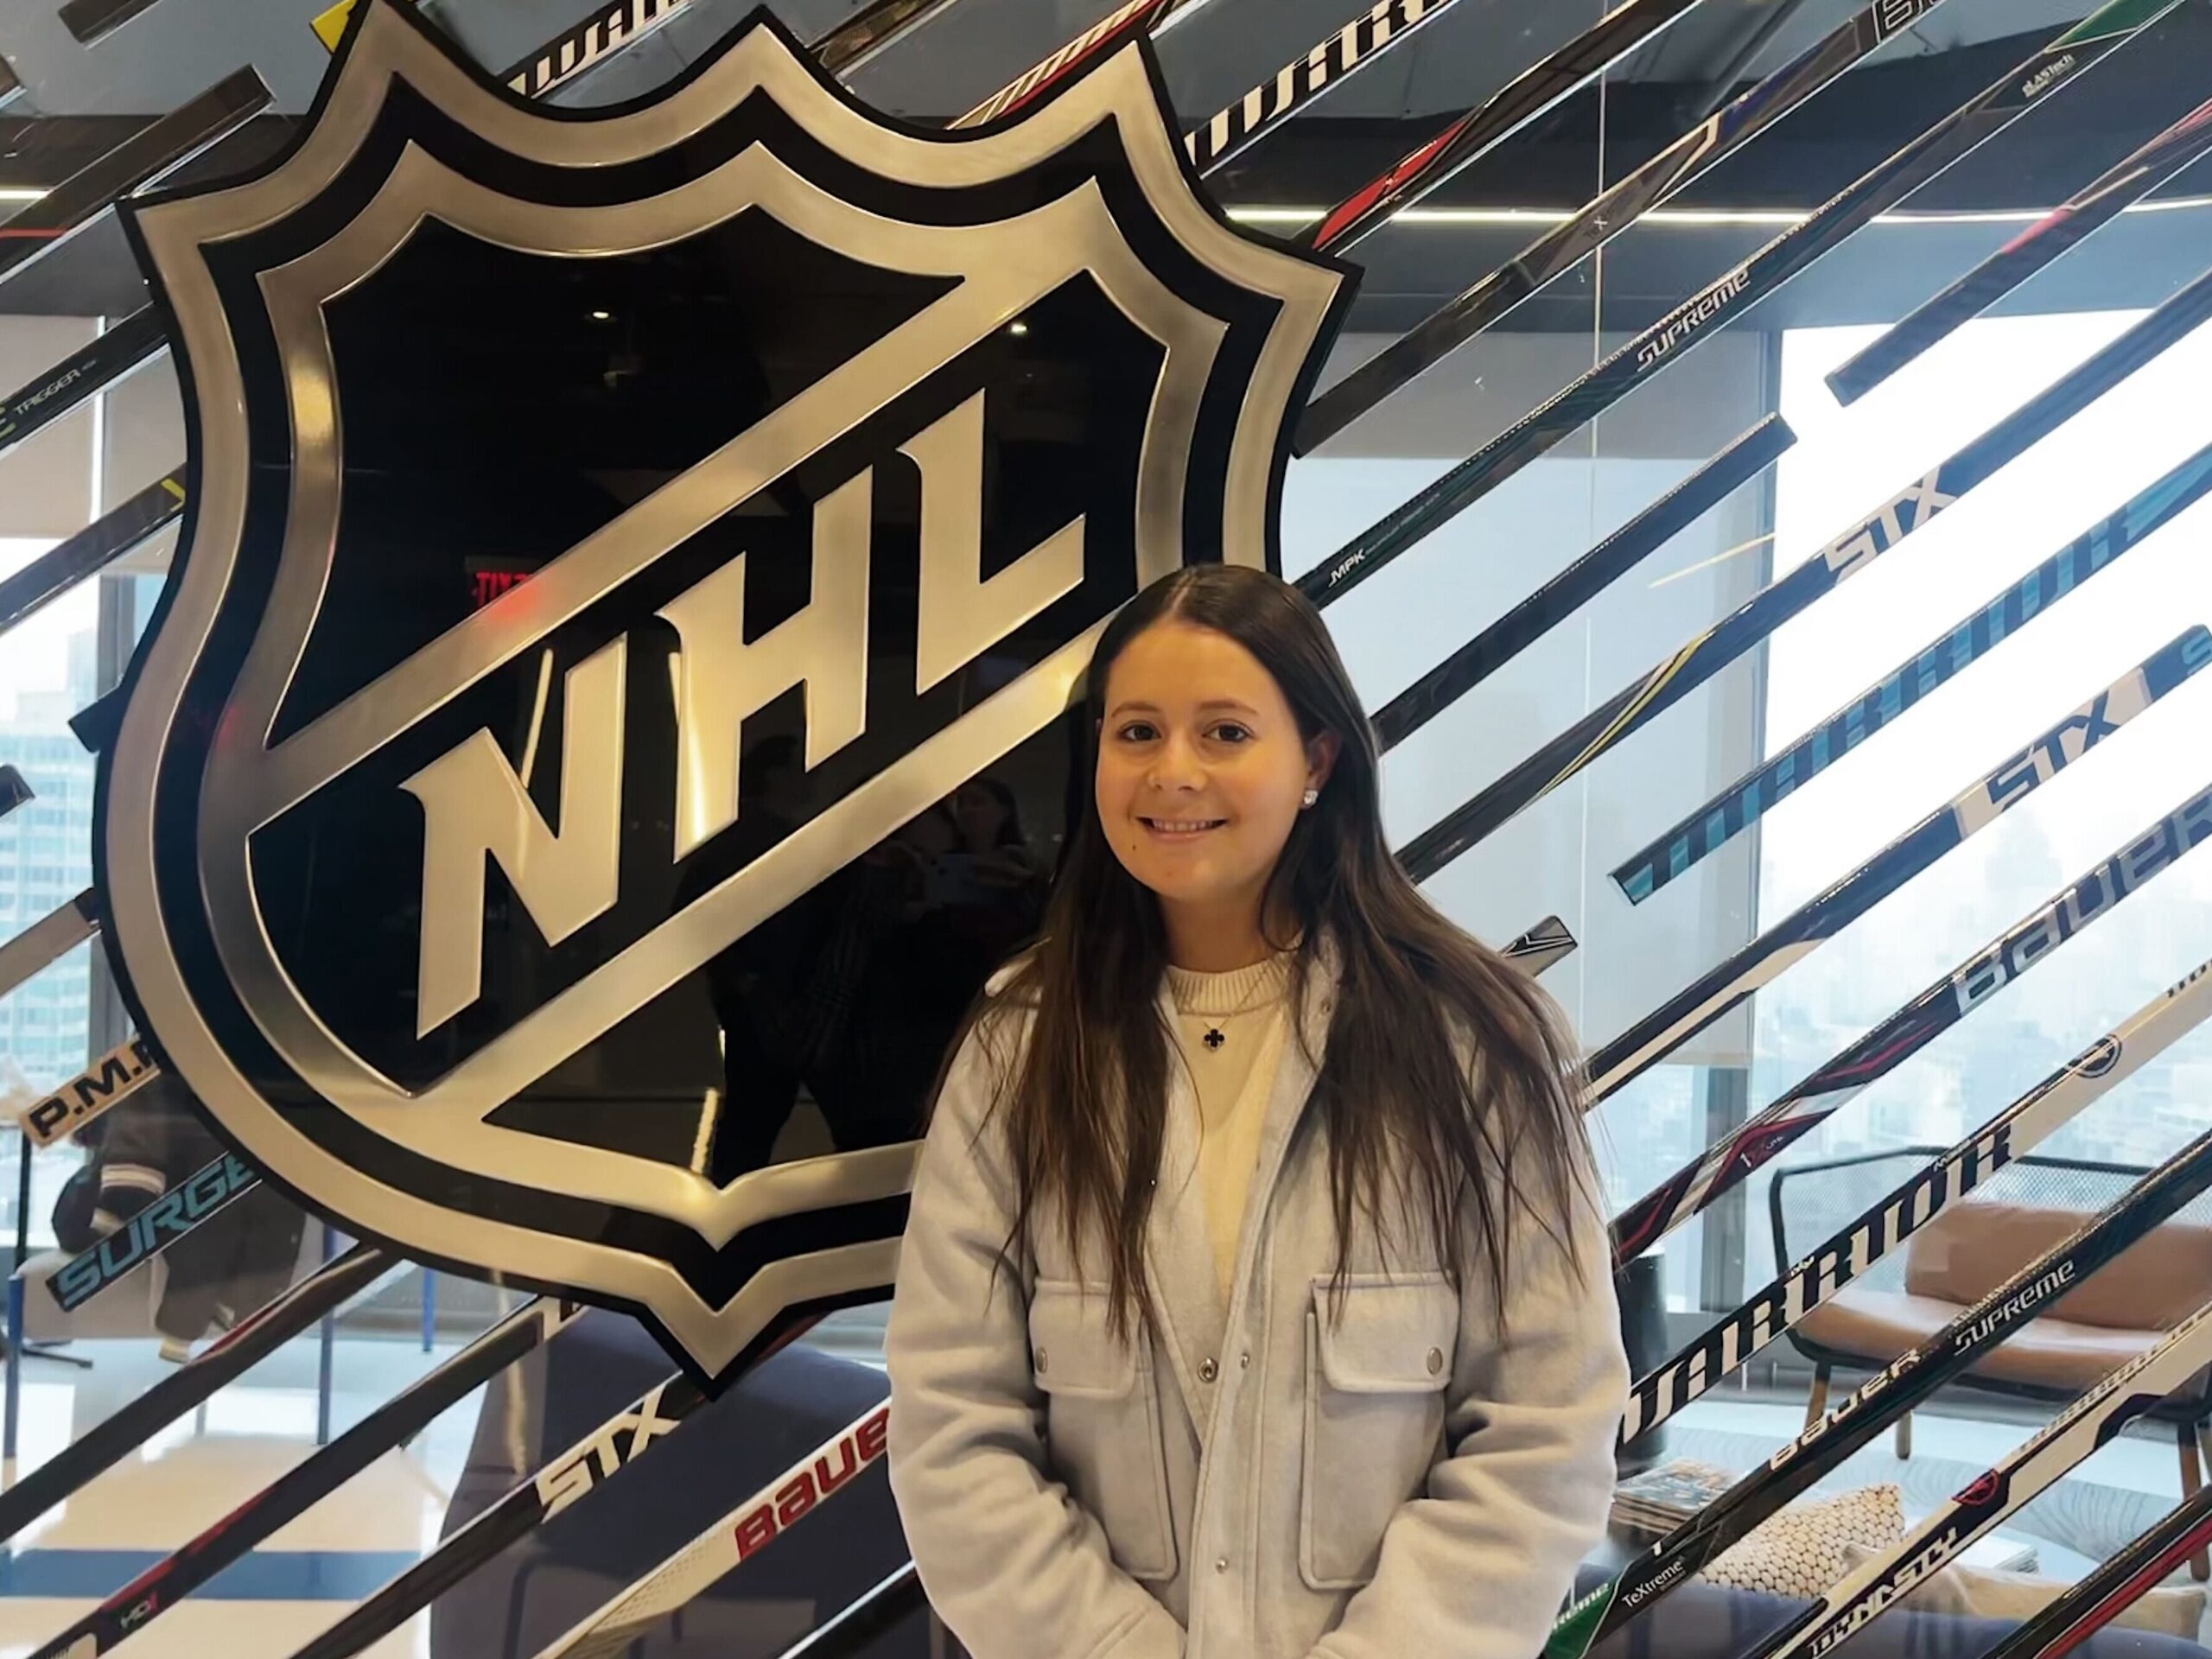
886, 563, 1627, 1658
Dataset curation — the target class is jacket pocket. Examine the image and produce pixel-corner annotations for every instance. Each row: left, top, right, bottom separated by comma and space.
1300, 1273, 1459, 1591
1028, 1279, 1179, 1582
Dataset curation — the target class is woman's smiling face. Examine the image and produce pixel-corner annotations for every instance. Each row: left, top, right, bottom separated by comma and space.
1095, 619, 1332, 932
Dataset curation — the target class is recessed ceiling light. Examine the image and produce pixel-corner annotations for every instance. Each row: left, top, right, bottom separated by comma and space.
590, 308, 612, 321
1008, 320, 1029, 337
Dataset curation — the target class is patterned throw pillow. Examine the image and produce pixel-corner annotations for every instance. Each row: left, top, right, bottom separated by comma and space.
1700, 1485, 1906, 1600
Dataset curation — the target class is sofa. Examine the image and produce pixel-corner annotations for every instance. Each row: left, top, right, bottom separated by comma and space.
1773, 1150, 2212, 1576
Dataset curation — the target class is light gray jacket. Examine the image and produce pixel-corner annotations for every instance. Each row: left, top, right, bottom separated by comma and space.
886, 953, 1628, 1659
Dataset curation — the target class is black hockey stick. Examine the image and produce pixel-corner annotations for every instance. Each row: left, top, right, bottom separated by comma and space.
0, 472, 183, 639
1751, 1292, 2212, 1659
16, 1032, 158, 1149
58, 0, 164, 48
1585, 512, 2212, 1106
1183, 0, 1471, 173
1298, 0, 2189, 606
1298, 0, 1951, 451
776, 1563, 923, 1659
1394, 251, 2212, 878
1552, 1109, 2212, 1659
0, 1244, 394, 1543
1371, 415, 1793, 750
285, 1369, 713, 1659
47, 1153, 257, 1313
0, 311, 170, 462
1611, 442, 2212, 905
1625, 954, 2212, 1442
1979, 1486, 2212, 1659
0, 889, 99, 1001
1609, 769, 2212, 1268
1301, 0, 1719, 256
529, 1400, 893, 1659
501, 0, 966, 99
1830, 92, 2212, 404
0, 67, 269, 288
27, 1296, 590, 1656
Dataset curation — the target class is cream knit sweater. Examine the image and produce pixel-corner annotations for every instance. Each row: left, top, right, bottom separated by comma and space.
1163, 952, 1294, 1300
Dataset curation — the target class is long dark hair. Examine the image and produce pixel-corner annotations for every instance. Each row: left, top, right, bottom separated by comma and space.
958, 564, 1592, 1339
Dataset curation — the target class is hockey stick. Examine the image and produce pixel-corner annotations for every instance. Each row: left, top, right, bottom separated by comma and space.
1394, 252, 2212, 880
1551, 1113, 2212, 1659
775, 1561, 922, 1659
0, 889, 98, 1002
529, 1401, 891, 1659
16, 1032, 159, 1149
47, 1153, 257, 1313
1297, 0, 2190, 606
1584, 529, 2212, 1108
1751, 1293, 2212, 1659
0, 1243, 394, 1542
1609, 769, 2212, 1269
1371, 415, 1794, 750
0, 67, 270, 288
1183, 0, 1470, 173
0, 309, 168, 461
1298, 0, 1951, 451
1830, 92, 2212, 404
26, 1295, 591, 1656
58, 0, 164, 48
1625, 953, 2212, 1442
502, 0, 967, 100
1301, 0, 1720, 256
1611, 441, 2212, 906
1978, 1485, 2212, 1659
0, 472, 184, 639
285, 1370, 709, 1659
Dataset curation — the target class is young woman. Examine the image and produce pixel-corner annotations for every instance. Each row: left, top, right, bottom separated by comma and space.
886, 565, 1627, 1659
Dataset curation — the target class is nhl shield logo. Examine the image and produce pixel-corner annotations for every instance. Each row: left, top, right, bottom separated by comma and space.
97, 0, 1344, 1387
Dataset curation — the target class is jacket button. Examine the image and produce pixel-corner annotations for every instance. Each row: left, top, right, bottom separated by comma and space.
1426, 1347, 1444, 1375
1035, 1347, 1048, 1375
1199, 1357, 1218, 1383
1215, 1557, 1230, 1573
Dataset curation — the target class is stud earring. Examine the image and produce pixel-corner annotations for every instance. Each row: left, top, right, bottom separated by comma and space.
1301, 788, 1319, 808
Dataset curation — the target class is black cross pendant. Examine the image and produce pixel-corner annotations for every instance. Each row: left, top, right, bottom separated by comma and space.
1203, 1027, 1226, 1051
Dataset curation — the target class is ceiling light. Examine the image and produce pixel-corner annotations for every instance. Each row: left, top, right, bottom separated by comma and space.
0, 187, 47, 203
